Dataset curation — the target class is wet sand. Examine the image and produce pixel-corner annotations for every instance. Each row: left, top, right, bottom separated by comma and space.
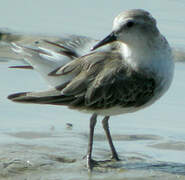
0, 130, 185, 180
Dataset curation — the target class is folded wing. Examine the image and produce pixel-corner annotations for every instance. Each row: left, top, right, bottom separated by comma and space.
8, 51, 156, 110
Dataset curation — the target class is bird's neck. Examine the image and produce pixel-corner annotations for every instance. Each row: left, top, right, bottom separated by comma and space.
118, 39, 167, 72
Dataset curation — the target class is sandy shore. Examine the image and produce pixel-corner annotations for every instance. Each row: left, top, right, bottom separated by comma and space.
0, 131, 185, 180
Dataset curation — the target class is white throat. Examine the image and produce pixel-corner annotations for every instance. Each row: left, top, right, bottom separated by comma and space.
120, 42, 157, 71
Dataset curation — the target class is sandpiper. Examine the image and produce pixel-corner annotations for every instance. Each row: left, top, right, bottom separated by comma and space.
7, 9, 174, 170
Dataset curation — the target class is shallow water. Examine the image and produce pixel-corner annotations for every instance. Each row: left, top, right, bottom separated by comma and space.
0, 0, 185, 179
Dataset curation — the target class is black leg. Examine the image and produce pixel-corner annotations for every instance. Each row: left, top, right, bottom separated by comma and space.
87, 113, 97, 170
102, 116, 120, 161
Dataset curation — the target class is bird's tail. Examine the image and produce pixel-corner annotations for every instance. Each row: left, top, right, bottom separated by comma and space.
8, 88, 76, 106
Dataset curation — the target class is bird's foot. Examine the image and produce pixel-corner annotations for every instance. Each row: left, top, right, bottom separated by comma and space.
111, 154, 121, 162
86, 156, 121, 171
87, 156, 99, 171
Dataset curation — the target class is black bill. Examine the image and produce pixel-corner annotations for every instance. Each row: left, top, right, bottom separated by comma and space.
91, 32, 117, 51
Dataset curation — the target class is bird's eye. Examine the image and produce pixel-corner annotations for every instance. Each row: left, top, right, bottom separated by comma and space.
126, 21, 135, 28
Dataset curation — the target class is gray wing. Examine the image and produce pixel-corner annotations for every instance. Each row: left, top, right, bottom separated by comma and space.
4, 33, 97, 87
0, 29, 97, 69
44, 35, 98, 58
8, 51, 156, 109
0, 29, 97, 59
